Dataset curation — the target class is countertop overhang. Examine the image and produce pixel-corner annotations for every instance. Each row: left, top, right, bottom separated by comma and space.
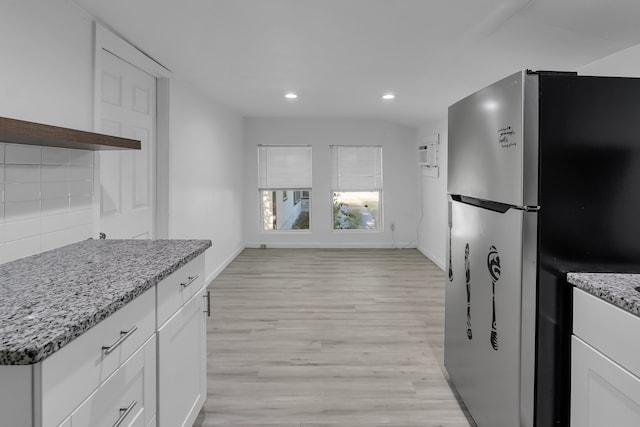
0, 239, 211, 365
567, 272, 640, 318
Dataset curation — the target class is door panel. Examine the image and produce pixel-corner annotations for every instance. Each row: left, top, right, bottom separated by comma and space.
157, 287, 207, 427
445, 199, 523, 427
99, 50, 156, 239
447, 71, 525, 206
572, 337, 640, 427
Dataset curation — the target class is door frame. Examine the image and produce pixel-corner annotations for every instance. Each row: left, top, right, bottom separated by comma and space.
93, 22, 172, 239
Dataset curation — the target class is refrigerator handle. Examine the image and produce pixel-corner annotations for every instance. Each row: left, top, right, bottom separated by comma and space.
450, 194, 540, 213
450, 194, 512, 213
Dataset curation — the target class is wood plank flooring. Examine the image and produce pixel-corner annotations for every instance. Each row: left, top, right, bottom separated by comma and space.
194, 248, 475, 427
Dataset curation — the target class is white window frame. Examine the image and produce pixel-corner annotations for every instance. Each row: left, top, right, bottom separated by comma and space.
258, 145, 312, 232
330, 145, 383, 232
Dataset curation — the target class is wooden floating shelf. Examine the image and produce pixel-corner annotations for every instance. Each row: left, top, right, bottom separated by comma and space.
0, 117, 141, 151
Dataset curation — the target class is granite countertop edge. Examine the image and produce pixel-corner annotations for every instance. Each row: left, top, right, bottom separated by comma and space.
0, 239, 211, 366
567, 272, 640, 318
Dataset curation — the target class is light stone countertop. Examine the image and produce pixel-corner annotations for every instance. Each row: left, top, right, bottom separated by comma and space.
0, 239, 211, 365
567, 272, 640, 318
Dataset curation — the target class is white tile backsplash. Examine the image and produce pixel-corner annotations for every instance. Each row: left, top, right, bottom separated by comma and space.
69, 180, 93, 196
5, 164, 41, 183
41, 209, 92, 234
70, 194, 93, 210
42, 147, 70, 165
42, 164, 70, 182
41, 182, 69, 200
0, 143, 95, 263
5, 217, 42, 242
40, 224, 93, 252
69, 150, 94, 166
4, 236, 41, 263
5, 201, 40, 221
41, 197, 70, 215
69, 165, 93, 181
5, 183, 40, 203
6, 145, 41, 165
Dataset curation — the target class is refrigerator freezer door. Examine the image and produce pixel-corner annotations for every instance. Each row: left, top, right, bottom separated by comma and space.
445, 199, 526, 427
448, 71, 538, 207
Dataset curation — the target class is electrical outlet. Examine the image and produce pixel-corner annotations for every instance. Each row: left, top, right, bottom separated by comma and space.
260, 244, 267, 249
390, 223, 395, 232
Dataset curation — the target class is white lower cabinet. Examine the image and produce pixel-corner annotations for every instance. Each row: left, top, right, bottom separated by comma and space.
571, 288, 640, 427
157, 286, 208, 427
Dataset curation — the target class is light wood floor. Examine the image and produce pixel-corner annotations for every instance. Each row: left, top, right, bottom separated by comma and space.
194, 248, 475, 427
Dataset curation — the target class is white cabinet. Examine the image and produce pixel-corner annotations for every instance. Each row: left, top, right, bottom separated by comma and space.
157, 256, 207, 427
571, 288, 640, 427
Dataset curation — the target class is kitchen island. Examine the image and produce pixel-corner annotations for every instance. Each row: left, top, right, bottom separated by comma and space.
567, 272, 640, 427
0, 238, 211, 427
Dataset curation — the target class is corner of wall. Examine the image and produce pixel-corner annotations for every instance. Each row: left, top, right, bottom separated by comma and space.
417, 245, 445, 271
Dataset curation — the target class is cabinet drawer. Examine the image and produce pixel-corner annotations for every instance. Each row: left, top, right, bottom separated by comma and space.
573, 288, 640, 378
40, 288, 155, 427
71, 335, 156, 427
157, 254, 205, 326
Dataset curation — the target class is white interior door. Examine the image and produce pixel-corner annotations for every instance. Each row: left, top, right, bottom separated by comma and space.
99, 50, 156, 239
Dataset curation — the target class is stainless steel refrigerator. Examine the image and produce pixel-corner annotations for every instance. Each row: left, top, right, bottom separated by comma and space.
445, 70, 640, 427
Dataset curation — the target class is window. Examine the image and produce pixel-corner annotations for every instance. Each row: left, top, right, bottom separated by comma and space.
330, 145, 382, 230
258, 145, 312, 231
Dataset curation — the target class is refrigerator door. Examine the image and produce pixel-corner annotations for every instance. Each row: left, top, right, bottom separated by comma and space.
447, 71, 539, 207
445, 198, 530, 427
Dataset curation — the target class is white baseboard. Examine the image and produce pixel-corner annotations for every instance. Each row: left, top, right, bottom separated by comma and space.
205, 244, 244, 286
244, 241, 417, 249
417, 246, 445, 271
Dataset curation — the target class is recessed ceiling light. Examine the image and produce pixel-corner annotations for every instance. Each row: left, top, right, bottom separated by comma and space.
285, 92, 298, 99
382, 93, 396, 100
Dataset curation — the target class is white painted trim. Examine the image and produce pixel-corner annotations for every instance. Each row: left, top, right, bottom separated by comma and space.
156, 78, 171, 238
244, 242, 417, 249
205, 245, 245, 285
93, 22, 172, 239
417, 245, 445, 271
95, 24, 170, 78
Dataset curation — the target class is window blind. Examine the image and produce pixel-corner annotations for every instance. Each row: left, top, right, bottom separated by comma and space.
258, 145, 312, 189
330, 145, 383, 190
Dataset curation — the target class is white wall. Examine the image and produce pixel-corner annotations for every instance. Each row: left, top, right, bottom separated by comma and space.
417, 119, 448, 270
170, 76, 244, 282
578, 44, 640, 77
243, 118, 419, 248
0, 0, 94, 130
0, 0, 95, 261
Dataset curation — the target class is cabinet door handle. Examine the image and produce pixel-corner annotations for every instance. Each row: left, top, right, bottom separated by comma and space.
180, 275, 200, 288
113, 400, 137, 427
102, 326, 138, 355
203, 290, 211, 317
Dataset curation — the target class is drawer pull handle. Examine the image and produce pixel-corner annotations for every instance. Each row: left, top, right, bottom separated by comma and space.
180, 275, 200, 288
102, 326, 138, 355
203, 290, 211, 317
113, 400, 137, 427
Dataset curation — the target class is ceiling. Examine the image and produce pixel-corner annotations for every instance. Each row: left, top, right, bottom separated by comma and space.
74, 0, 640, 127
